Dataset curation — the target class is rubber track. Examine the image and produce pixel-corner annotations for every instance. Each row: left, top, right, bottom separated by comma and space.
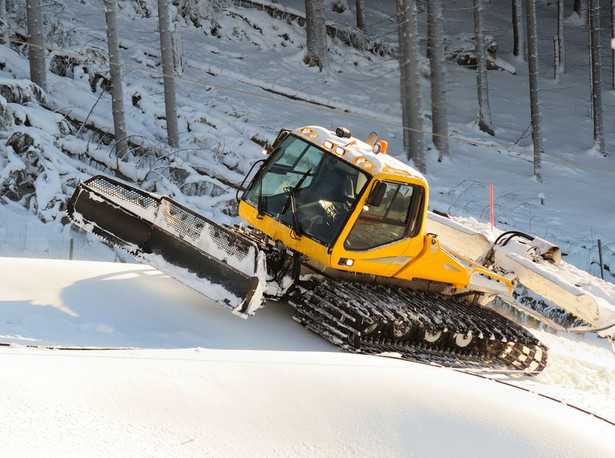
229, 225, 548, 374
288, 278, 548, 375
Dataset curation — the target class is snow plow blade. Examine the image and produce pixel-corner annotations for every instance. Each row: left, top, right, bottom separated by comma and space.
67, 175, 265, 317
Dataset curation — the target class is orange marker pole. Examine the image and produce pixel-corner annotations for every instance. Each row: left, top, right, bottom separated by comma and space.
490, 184, 494, 232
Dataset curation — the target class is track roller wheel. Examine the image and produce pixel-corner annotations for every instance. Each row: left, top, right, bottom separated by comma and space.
424, 329, 443, 344
453, 331, 474, 349
391, 321, 414, 339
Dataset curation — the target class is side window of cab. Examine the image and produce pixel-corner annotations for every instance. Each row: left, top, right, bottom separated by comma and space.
344, 181, 424, 251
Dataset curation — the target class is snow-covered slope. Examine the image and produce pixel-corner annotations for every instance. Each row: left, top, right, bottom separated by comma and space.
1, 256, 614, 456
2, 346, 614, 457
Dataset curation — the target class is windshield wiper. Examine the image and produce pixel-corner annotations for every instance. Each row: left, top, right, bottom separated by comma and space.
281, 168, 311, 214
281, 168, 312, 236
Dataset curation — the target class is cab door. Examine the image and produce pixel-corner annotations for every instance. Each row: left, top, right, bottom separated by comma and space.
330, 179, 426, 277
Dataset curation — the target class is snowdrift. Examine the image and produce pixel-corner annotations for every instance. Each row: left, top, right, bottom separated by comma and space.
1, 345, 613, 457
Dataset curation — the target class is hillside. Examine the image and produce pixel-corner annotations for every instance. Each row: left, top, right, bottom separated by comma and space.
0, 0, 613, 277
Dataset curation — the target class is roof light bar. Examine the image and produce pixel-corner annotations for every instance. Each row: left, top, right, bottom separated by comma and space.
300, 127, 318, 138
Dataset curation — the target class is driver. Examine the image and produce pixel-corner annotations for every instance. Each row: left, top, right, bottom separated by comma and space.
300, 167, 351, 242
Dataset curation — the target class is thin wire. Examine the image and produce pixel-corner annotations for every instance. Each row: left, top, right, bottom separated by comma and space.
9, 37, 615, 176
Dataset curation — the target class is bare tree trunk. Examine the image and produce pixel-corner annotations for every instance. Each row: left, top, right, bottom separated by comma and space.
172, 23, 184, 75
397, 2, 409, 152
304, 0, 327, 70
611, 0, 615, 90
26, 0, 47, 92
555, 0, 565, 77
356, 0, 366, 31
574, 0, 589, 23
397, 0, 425, 172
427, 0, 449, 160
158, 0, 179, 148
104, 0, 128, 157
589, 0, 607, 156
474, 0, 494, 136
0, 0, 8, 44
526, 0, 543, 182
512, 0, 525, 60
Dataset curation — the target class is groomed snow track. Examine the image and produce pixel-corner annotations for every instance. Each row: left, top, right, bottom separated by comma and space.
288, 278, 548, 375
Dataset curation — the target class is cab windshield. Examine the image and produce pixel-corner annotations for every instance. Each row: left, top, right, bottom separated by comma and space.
344, 180, 424, 251
243, 135, 370, 246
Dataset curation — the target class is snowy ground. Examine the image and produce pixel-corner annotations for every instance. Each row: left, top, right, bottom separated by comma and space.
1, 256, 614, 457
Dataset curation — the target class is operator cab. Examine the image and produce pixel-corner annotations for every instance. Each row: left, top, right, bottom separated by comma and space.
242, 127, 426, 255
243, 133, 370, 246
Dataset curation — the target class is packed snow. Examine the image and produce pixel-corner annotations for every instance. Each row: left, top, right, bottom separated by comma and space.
1, 0, 615, 455
1, 256, 615, 457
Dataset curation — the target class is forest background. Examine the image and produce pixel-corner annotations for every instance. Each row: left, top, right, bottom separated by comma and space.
0, 0, 613, 284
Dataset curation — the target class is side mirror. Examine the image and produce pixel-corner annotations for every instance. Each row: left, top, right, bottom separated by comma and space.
262, 129, 291, 156
366, 181, 387, 207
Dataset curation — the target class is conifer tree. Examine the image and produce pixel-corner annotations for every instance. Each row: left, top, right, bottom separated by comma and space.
104, 0, 128, 156
427, 0, 450, 160
158, 0, 179, 147
397, 0, 425, 171
474, 0, 494, 136
26, 0, 47, 92
304, 0, 327, 70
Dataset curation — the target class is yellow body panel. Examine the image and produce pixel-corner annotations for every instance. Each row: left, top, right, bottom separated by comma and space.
240, 201, 331, 266
240, 125, 512, 294
239, 185, 508, 291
